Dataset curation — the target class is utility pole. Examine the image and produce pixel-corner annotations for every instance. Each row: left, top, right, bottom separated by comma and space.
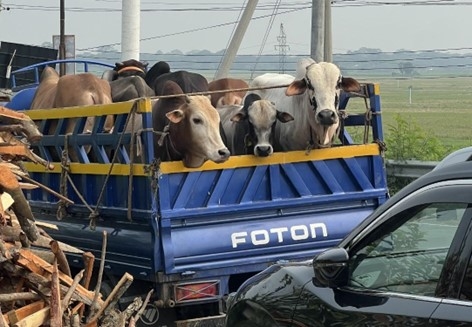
310, 0, 332, 62
59, 0, 66, 76
121, 0, 140, 61
214, 0, 258, 80
324, 0, 332, 62
275, 23, 290, 73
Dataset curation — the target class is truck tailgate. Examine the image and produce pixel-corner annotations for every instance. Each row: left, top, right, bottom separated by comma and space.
156, 144, 388, 275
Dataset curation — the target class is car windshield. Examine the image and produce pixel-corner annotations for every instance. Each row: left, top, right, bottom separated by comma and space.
348, 202, 468, 296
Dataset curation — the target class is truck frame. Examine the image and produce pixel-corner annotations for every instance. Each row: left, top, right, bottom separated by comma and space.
9, 60, 389, 327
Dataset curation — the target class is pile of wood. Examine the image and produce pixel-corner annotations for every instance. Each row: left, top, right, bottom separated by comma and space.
0, 106, 152, 326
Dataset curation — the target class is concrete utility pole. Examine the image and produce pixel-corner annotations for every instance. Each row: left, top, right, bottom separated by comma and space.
121, 0, 140, 61
59, 0, 66, 76
214, 0, 258, 80
324, 0, 332, 62
310, 0, 332, 62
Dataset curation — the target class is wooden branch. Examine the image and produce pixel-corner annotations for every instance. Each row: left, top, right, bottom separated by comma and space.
7, 188, 39, 242
61, 270, 84, 312
0, 293, 41, 302
20, 175, 73, 205
87, 231, 107, 322
50, 240, 71, 277
49, 259, 62, 327
129, 289, 154, 327
15, 249, 99, 303
77, 252, 95, 319
88, 272, 134, 324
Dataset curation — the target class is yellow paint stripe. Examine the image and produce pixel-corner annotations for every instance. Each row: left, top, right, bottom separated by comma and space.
373, 83, 380, 95
21, 144, 381, 176
24, 98, 153, 120
22, 162, 149, 176
160, 143, 381, 174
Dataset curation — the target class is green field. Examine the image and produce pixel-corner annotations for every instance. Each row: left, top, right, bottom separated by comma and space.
346, 76, 472, 151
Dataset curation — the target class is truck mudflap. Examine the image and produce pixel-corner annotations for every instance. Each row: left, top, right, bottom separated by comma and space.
175, 314, 226, 327
155, 143, 388, 275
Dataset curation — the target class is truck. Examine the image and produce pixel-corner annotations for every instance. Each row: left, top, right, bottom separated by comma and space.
6, 60, 389, 327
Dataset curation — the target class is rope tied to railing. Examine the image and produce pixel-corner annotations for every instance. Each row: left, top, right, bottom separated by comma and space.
89, 100, 138, 230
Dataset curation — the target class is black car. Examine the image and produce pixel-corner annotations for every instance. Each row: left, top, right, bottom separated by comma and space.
224, 158, 472, 326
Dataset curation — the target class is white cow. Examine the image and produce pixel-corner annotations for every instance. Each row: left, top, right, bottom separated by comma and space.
218, 93, 293, 157
250, 58, 361, 151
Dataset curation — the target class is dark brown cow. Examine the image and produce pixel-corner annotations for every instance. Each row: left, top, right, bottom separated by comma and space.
208, 78, 248, 108
152, 80, 230, 168
104, 59, 155, 102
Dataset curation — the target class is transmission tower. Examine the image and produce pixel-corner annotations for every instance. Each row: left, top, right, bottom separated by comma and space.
275, 23, 290, 73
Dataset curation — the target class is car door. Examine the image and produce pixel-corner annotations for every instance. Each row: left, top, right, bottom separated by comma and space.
293, 181, 472, 326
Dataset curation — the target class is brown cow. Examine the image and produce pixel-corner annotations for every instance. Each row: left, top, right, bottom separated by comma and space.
153, 80, 230, 168
30, 67, 114, 161
208, 78, 248, 108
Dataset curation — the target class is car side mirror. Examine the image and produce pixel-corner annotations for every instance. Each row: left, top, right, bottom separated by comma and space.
312, 247, 349, 288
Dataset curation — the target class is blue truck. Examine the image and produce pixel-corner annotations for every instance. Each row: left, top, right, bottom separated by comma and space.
7, 60, 388, 327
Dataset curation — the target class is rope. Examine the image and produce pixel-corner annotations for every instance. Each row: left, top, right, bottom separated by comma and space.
362, 84, 371, 144
146, 83, 291, 101
89, 100, 138, 230
127, 110, 136, 222
57, 133, 96, 220
57, 134, 70, 220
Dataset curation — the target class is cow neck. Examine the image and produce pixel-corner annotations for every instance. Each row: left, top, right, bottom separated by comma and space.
156, 124, 183, 160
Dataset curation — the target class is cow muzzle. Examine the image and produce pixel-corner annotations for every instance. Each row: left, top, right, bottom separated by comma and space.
214, 147, 230, 163
254, 145, 273, 157
317, 109, 338, 126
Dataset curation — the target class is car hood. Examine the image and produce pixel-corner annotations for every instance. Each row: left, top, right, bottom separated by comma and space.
227, 260, 314, 324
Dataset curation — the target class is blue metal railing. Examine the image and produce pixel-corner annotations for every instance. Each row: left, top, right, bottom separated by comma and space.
10, 59, 114, 90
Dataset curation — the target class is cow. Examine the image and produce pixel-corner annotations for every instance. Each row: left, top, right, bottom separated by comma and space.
208, 78, 249, 108
30, 66, 114, 161
218, 93, 293, 157
144, 61, 171, 89
105, 59, 155, 102
250, 58, 361, 151
152, 80, 230, 168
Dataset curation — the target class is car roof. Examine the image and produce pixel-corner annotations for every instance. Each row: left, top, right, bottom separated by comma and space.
339, 160, 472, 247
434, 146, 472, 171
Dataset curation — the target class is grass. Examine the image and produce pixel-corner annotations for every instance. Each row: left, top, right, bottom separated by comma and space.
348, 76, 472, 151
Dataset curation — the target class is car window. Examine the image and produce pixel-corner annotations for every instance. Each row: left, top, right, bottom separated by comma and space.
348, 202, 468, 296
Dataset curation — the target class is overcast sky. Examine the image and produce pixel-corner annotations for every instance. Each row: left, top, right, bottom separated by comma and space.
1, 1, 471, 56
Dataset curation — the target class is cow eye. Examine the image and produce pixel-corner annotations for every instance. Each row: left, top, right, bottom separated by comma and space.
193, 118, 202, 124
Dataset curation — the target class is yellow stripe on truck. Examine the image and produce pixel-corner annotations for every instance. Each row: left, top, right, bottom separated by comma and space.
22, 144, 381, 176
24, 98, 153, 120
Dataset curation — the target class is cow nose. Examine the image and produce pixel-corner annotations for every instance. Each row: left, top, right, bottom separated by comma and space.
219, 148, 231, 159
255, 145, 272, 157
317, 109, 337, 125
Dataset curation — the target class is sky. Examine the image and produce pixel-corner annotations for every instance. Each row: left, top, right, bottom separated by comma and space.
0, 0, 471, 56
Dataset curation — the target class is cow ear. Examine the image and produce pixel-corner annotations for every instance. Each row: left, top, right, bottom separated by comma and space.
340, 77, 361, 93
276, 111, 294, 123
286, 79, 307, 96
166, 109, 185, 123
115, 62, 124, 69
231, 111, 247, 123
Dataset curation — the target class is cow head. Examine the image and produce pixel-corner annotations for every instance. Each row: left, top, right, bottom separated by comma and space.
159, 81, 230, 168
114, 59, 148, 79
231, 93, 293, 157
286, 59, 360, 147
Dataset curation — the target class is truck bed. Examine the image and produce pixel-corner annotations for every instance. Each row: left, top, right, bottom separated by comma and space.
20, 83, 388, 285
